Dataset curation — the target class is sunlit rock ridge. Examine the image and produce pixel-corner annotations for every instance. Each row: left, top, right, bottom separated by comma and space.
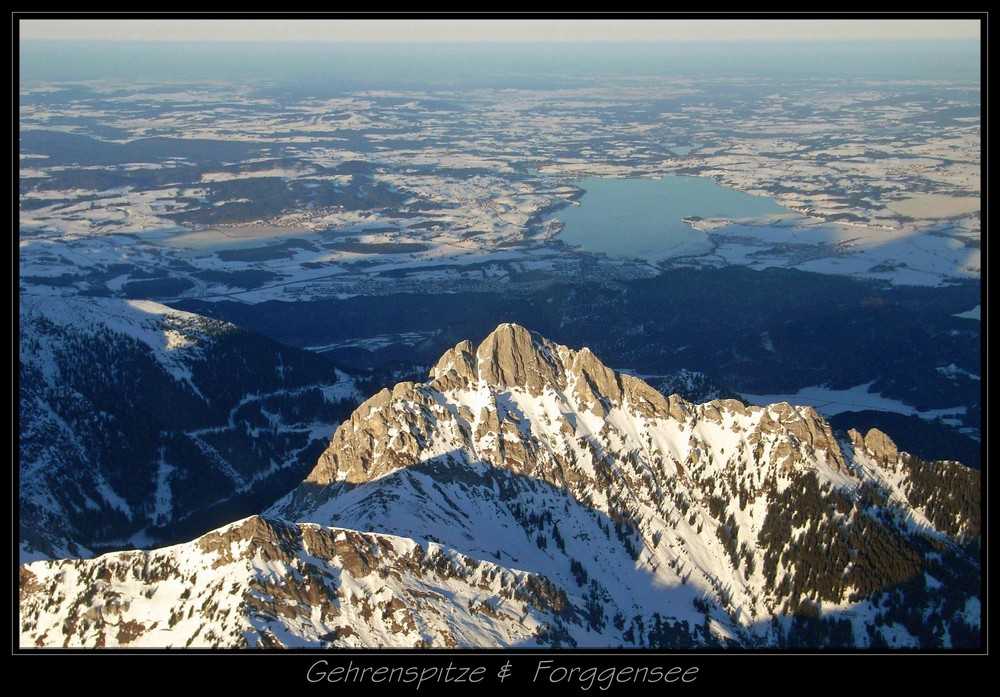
20, 324, 979, 648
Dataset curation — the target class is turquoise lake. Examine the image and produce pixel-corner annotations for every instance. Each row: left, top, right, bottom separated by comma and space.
557, 176, 787, 259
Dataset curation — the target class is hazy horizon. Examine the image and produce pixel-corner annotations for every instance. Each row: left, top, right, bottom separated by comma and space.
18, 17, 982, 43
19, 38, 981, 85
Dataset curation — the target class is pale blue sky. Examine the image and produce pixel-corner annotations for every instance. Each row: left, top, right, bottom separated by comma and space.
19, 18, 981, 43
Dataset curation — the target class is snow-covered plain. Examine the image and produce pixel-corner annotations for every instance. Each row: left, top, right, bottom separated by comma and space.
740, 382, 969, 420
19, 73, 980, 306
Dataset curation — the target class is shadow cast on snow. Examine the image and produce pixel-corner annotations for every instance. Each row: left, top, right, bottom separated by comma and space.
281, 450, 978, 650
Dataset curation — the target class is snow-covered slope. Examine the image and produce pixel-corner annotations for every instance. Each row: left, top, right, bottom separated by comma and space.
20, 324, 980, 648
19, 292, 354, 562
20, 516, 588, 648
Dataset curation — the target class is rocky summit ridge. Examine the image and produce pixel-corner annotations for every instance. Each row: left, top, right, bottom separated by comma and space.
295, 324, 847, 492
20, 324, 980, 648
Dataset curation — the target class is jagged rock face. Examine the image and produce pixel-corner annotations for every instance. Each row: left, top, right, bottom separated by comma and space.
271, 324, 979, 647
847, 428, 979, 541
303, 324, 847, 492
475, 324, 568, 394
19, 516, 582, 648
20, 324, 981, 649
849, 427, 899, 467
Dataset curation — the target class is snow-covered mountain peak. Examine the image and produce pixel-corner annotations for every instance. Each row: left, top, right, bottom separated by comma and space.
291, 324, 854, 501
20, 293, 227, 393
19, 293, 351, 563
21, 324, 980, 649
434, 322, 569, 395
